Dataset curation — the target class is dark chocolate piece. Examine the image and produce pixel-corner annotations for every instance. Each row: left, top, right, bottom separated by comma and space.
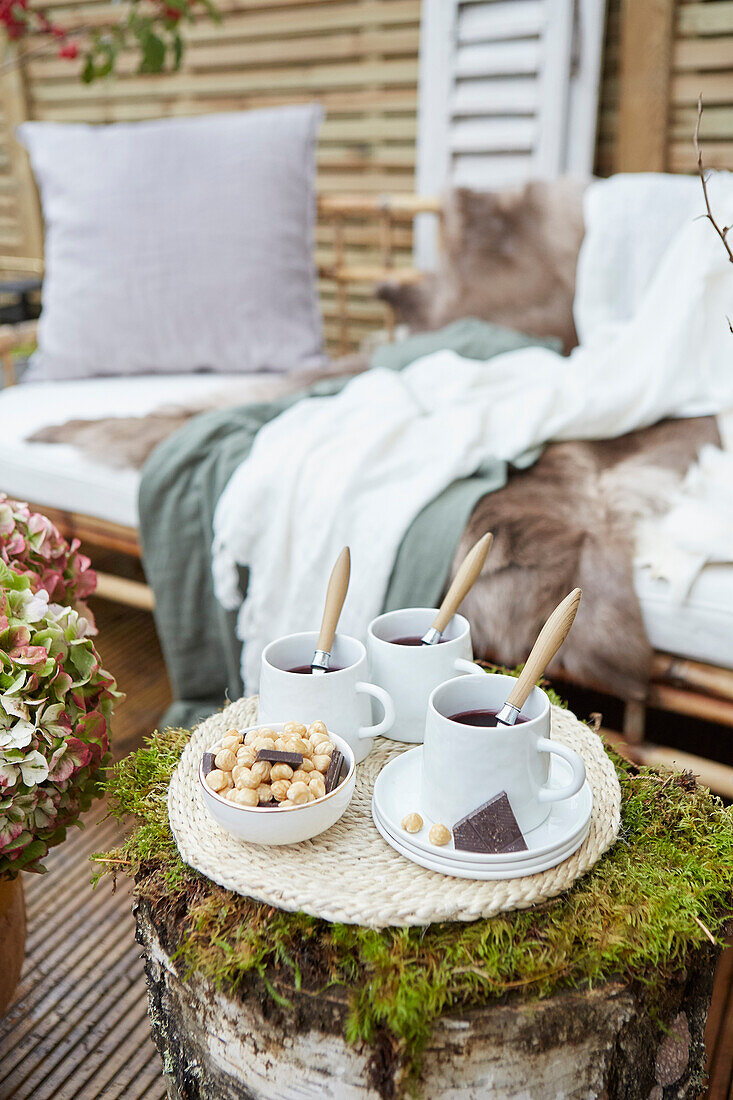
453, 791, 527, 854
256, 749, 303, 767
202, 752, 215, 776
324, 749, 345, 793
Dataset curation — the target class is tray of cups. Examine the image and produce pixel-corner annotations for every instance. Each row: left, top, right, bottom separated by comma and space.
195, 539, 598, 882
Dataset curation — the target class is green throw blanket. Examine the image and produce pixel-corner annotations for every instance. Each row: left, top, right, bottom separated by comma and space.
139, 320, 555, 729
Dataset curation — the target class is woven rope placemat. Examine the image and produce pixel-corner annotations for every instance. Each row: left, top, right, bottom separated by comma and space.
168, 696, 621, 928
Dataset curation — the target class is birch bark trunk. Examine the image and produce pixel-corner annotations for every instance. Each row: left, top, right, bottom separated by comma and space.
135, 896, 717, 1100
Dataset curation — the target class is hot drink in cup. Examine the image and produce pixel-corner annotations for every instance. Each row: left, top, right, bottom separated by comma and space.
422, 672, 586, 832
366, 608, 482, 744
259, 631, 395, 764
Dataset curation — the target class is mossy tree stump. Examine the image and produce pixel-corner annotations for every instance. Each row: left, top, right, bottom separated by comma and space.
100, 726, 733, 1100
136, 891, 716, 1099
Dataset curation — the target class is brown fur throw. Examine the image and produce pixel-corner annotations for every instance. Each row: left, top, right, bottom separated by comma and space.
379, 178, 587, 354
456, 416, 721, 701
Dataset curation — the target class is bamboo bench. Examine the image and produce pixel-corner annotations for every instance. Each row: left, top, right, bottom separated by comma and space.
3, 193, 733, 797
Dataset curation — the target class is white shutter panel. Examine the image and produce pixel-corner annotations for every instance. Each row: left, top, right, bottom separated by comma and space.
416, 0, 606, 265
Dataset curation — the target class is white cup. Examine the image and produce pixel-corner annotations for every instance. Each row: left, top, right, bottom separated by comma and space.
258, 631, 395, 764
367, 608, 482, 743
422, 672, 586, 832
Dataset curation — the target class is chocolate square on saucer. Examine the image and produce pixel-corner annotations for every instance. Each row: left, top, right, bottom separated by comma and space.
453, 791, 527, 854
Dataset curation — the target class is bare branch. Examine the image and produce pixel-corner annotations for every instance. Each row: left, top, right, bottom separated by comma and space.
694, 94, 733, 264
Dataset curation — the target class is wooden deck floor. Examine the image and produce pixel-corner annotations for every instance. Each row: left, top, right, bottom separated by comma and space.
0, 597, 731, 1098
0, 798, 166, 1100
0, 598, 170, 1100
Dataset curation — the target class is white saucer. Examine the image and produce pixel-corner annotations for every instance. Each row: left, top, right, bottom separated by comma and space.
372, 746, 593, 870
372, 807, 590, 879
373, 800, 590, 871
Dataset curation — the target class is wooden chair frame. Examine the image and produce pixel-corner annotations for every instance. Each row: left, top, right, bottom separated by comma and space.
3, 193, 733, 796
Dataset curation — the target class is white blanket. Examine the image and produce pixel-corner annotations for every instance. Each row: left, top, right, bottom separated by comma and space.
636, 444, 733, 600
212, 173, 733, 690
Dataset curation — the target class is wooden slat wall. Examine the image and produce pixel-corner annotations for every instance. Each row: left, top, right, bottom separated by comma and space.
1, 0, 731, 343
0, 0, 422, 351
671, 0, 733, 172
593, 0, 620, 176
600, 0, 733, 176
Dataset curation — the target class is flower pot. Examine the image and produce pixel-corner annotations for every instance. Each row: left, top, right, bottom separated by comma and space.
0, 876, 26, 1015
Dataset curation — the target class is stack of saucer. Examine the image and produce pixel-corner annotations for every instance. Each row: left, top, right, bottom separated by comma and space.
371, 748, 593, 880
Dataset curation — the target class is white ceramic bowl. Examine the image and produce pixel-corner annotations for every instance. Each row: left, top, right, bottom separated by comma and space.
199, 723, 356, 845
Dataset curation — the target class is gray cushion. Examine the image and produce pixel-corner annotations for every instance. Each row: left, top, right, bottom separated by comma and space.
18, 105, 324, 380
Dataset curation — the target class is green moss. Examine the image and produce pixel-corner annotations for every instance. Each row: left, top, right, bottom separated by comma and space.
97, 715, 733, 1090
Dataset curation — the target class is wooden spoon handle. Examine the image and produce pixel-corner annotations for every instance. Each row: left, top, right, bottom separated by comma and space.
505, 588, 582, 712
431, 533, 493, 635
316, 547, 351, 654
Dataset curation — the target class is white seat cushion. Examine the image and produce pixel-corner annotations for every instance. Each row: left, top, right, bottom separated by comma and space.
0, 375, 255, 527
635, 562, 733, 670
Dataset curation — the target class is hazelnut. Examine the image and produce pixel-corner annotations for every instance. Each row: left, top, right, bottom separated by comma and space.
291, 769, 310, 785
284, 722, 307, 737
224, 772, 235, 788
254, 737, 276, 754
231, 787, 259, 807
287, 781, 310, 805
271, 779, 291, 802
236, 768, 259, 790
307, 720, 328, 739
236, 746, 257, 767
299, 758, 315, 773
429, 823, 451, 847
313, 741, 333, 758
270, 763, 294, 782
401, 813, 423, 834
258, 727, 276, 739
244, 728, 260, 745
274, 738, 287, 751
256, 784, 273, 804
313, 754, 331, 774
206, 769, 227, 792
308, 774, 326, 800
231, 764, 249, 785
288, 737, 311, 757
214, 748, 237, 772
221, 733, 241, 752
250, 760, 271, 784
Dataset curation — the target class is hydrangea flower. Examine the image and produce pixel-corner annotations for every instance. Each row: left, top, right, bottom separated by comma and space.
0, 495, 97, 631
0, 560, 120, 876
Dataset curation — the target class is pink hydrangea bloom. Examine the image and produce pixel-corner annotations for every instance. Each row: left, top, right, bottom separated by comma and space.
0, 551, 120, 877
0, 495, 97, 630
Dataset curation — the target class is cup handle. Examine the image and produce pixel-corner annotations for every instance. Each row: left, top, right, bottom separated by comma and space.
356, 681, 395, 740
535, 738, 586, 803
453, 658, 484, 676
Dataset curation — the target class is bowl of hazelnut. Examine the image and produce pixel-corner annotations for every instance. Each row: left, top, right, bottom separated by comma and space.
199, 720, 356, 845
